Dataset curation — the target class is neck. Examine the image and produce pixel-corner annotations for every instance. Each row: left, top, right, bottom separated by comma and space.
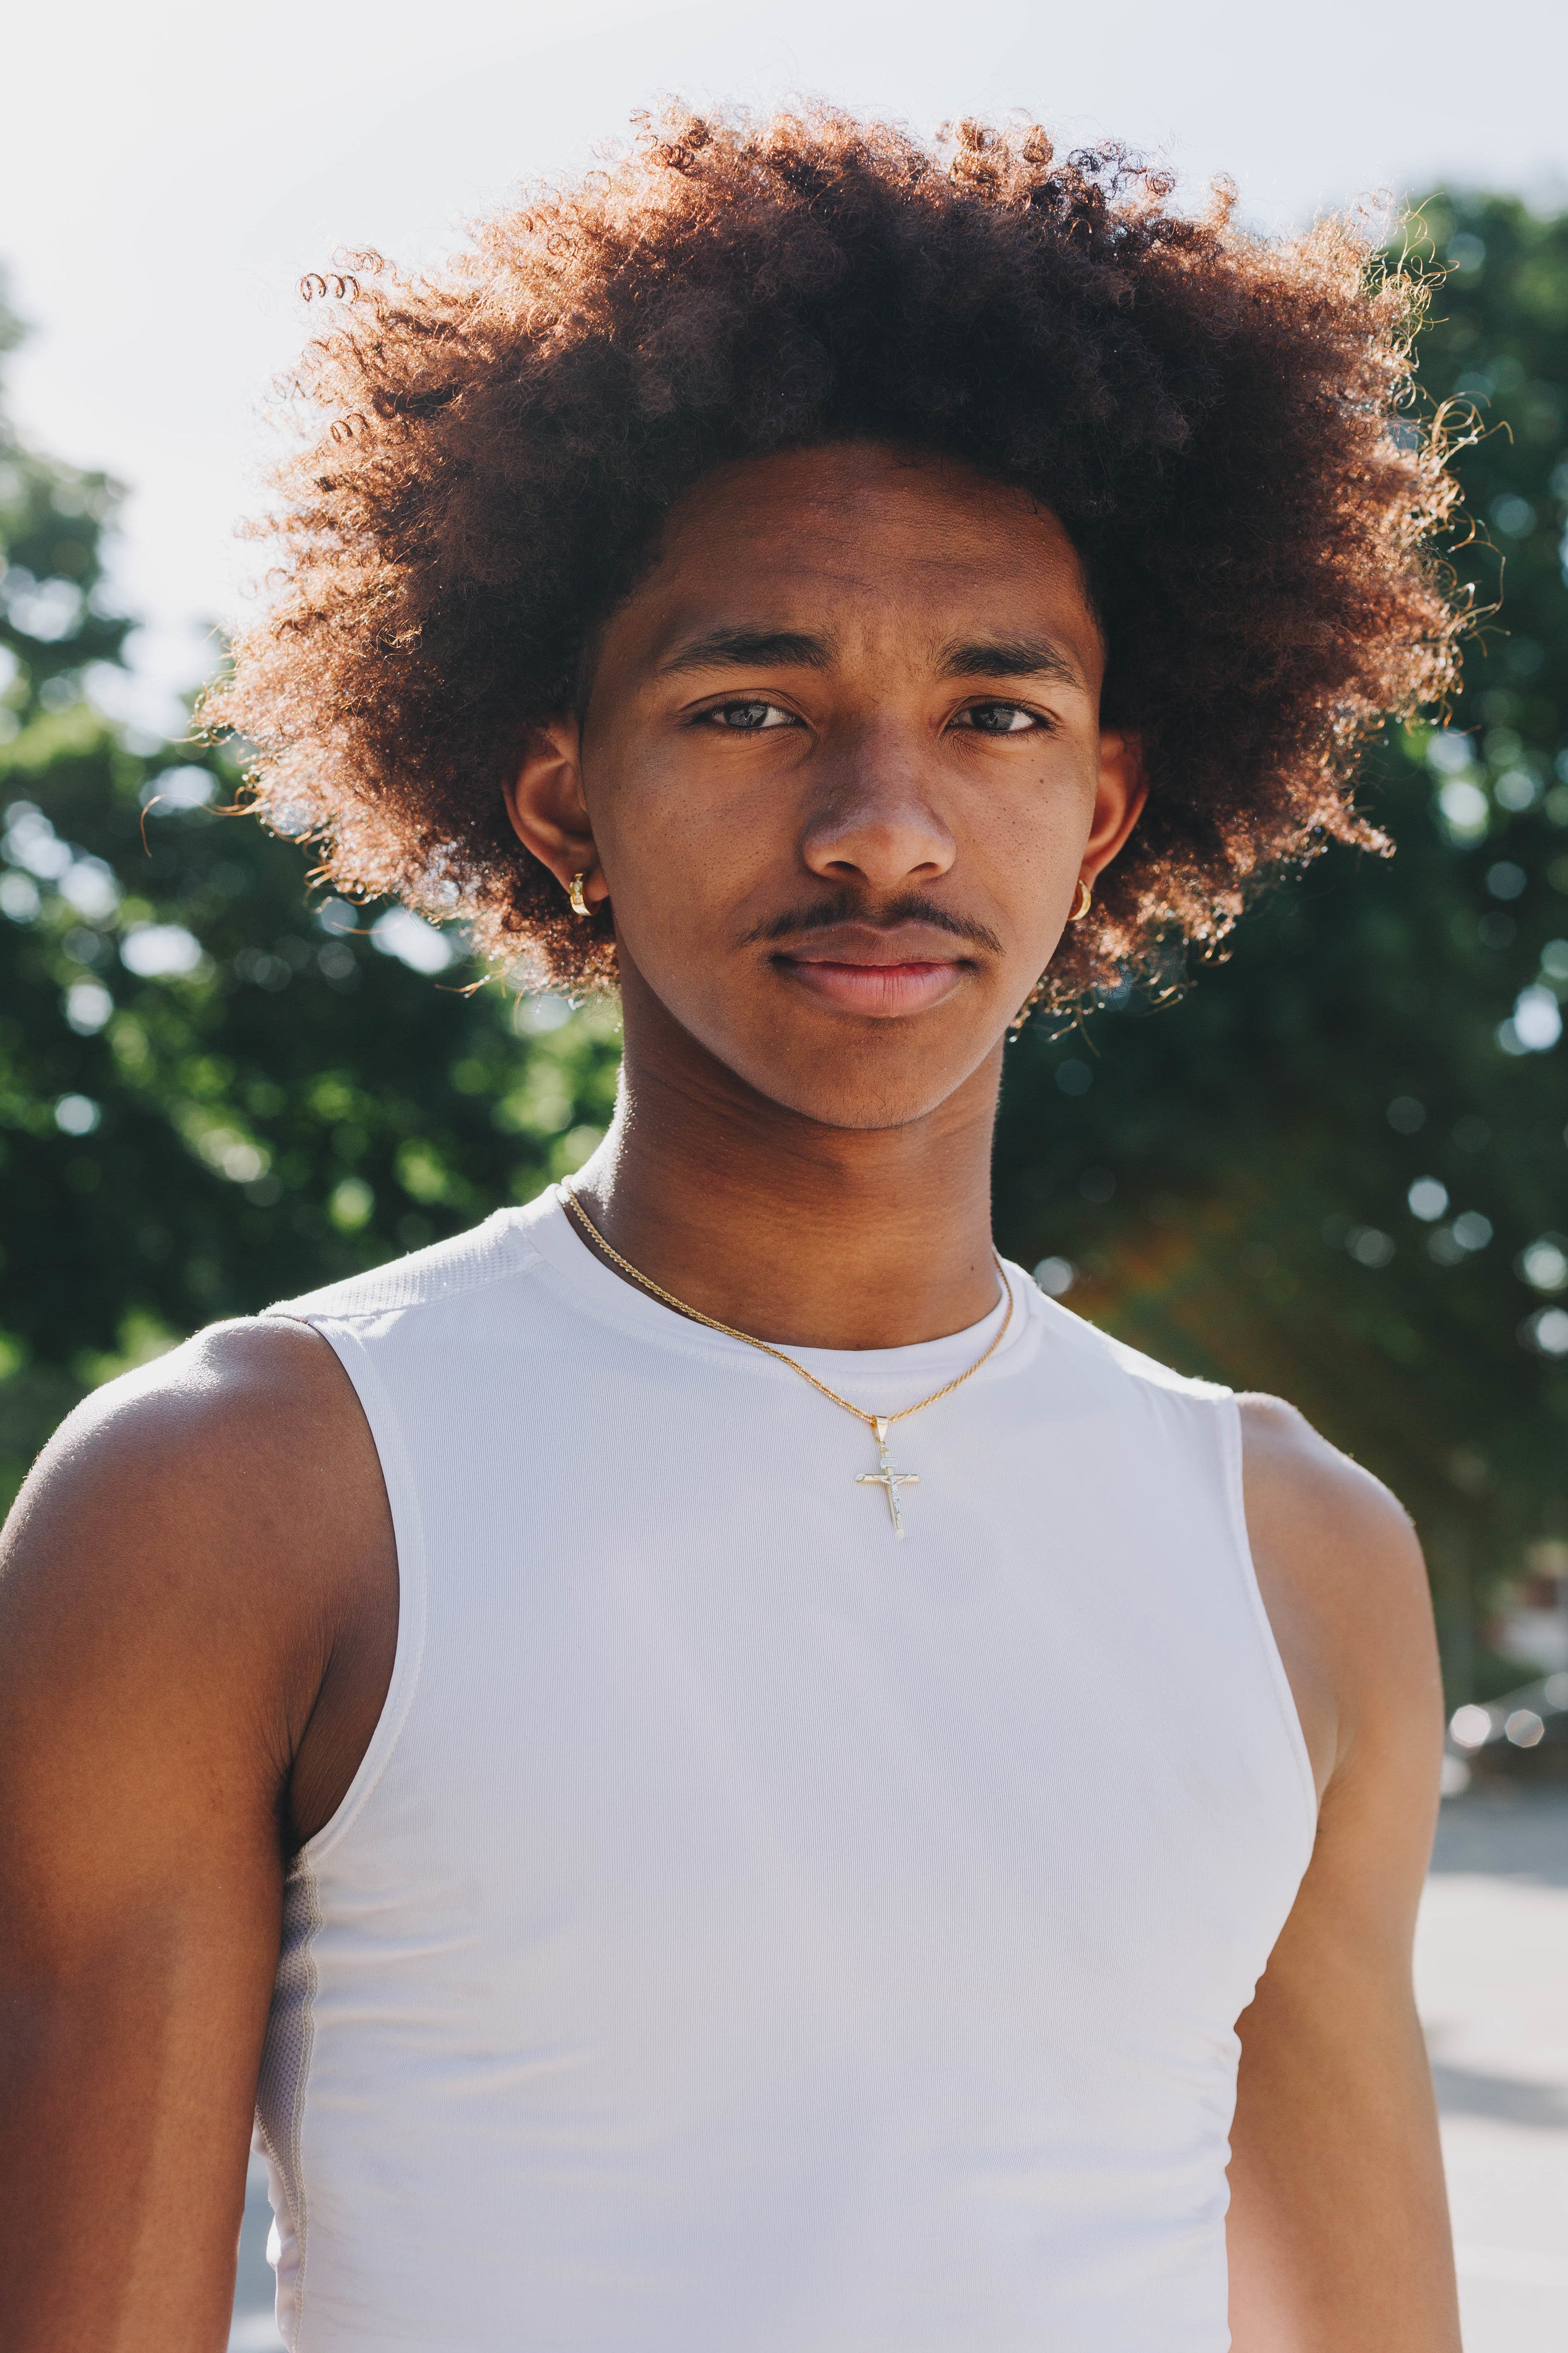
567, 982, 1005, 1352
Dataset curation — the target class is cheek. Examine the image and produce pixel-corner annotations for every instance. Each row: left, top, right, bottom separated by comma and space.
594, 753, 772, 951
980, 753, 1094, 873
976, 757, 1100, 965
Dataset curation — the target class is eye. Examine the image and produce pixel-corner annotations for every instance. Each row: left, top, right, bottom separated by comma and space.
952, 701, 1042, 736
697, 699, 799, 732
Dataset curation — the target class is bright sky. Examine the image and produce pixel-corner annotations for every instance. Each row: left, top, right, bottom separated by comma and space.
3, 0, 1565, 731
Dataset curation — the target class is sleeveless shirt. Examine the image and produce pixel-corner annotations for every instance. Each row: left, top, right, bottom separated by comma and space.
254, 1186, 1316, 2351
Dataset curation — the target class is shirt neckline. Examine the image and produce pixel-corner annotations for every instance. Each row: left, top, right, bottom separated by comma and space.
515, 1185, 1038, 1404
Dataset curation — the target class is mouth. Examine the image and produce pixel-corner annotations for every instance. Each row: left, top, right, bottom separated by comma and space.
770, 924, 976, 1018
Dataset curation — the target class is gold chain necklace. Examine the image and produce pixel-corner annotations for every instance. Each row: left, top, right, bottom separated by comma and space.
561, 1184, 1013, 1538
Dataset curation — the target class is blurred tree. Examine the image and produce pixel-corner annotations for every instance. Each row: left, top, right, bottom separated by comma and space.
0, 277, 619, 1507
3, 205, 1566, 1703
994, 193, 1568, 1699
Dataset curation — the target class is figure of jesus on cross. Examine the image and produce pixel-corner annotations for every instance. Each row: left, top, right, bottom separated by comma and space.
856, 1417, 921, 1537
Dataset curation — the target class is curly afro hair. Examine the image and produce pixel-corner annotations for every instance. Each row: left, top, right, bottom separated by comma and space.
205, 106, 1467, 1009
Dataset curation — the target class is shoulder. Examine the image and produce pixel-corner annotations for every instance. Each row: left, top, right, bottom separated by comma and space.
10, 1315, 366, 1544
1236, 1392, 1441, 1798
1237, 1391, 1423, 1591
0, 1318, 385, 1758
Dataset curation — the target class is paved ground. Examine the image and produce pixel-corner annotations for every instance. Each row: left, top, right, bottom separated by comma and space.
229, 2163, 281, 2351
227, 1783, 1568, 2348
1420, 1780, 1568, 2348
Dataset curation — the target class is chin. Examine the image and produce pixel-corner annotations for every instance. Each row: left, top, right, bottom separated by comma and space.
768, 1083, 965, 1132
726, 1020, 1007, 1133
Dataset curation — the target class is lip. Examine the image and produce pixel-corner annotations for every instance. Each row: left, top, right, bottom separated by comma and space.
771, 925, 974, 1018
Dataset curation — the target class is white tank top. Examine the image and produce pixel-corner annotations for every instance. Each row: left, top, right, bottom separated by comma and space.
255, 1186, 1316, 2352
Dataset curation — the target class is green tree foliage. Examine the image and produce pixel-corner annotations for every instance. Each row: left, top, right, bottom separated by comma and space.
0, 291, 619, 1506
994, 193, 1568, 1695
2, 202, 1566, 1699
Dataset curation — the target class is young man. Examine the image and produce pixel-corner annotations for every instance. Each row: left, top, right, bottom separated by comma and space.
0, 111, 1465, 2351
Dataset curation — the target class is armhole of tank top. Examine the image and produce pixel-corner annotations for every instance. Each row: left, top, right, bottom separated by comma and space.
1215, 1390, 1320, 1843
269, 1310, 430, 1872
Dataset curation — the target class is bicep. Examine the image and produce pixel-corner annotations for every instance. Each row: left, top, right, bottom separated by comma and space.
1226, 1785, 1455, 2351
0, 1361, 313, 2351
0, 1808, 282, 2353
1229, 1401, 1457, 2350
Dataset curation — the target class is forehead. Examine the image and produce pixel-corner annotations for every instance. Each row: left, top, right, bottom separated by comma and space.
603, 441, 1103, 682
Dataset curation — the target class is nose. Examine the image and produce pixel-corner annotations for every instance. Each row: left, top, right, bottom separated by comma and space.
799, 722, 956, 894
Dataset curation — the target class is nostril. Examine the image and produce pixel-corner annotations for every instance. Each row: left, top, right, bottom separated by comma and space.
801, 807, 957, 889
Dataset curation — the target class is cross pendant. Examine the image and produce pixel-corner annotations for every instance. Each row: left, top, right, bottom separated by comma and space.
855, 1415, 921, 1538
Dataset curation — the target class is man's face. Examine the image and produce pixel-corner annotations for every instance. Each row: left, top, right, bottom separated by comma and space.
510, 441, 1143, 1131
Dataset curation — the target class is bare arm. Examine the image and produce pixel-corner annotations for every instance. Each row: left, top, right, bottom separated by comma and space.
1227, 1394, 1458, 2352
0, 1324, 394, 2352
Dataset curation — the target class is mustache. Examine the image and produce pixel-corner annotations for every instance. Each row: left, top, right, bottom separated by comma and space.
745, 888, 1003, 956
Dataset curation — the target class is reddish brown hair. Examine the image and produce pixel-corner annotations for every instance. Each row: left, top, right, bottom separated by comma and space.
206, 107, 1466, 1007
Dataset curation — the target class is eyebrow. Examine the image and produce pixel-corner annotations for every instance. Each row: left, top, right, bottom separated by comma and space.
652, 624, 1086, 689
656, 627, 835, 677
936, 635, 1086, 688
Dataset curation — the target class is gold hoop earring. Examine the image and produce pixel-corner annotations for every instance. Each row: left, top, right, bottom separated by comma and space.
1009, 880, 1093, 1034
567, 871, 590, 918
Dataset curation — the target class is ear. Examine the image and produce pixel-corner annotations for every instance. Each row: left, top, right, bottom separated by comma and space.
504, 715, 609, 910
1080, 730, 1148, 888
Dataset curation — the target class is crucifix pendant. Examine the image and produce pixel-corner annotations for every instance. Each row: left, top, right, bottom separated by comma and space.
855, 1415, 921, 1538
